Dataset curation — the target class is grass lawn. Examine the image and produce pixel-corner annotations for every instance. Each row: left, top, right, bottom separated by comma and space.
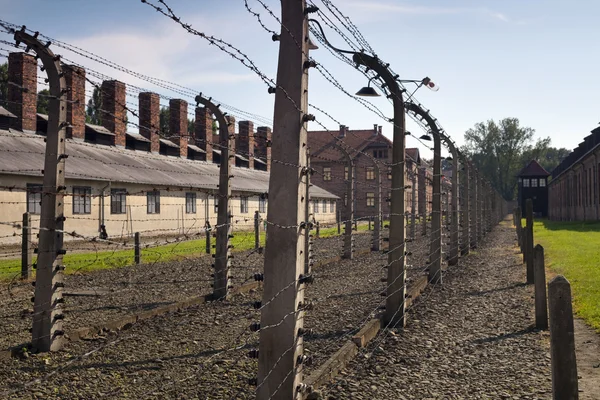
532, 219, 600, 332
0, 221, 380, 282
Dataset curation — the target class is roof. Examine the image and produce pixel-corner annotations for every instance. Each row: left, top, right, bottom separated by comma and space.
126, 131, 151, 143
187, 144, 205, 153
308, 127, 419, 164
0, 129, 338, 199
0, 106, 17, 119
518, 159, 550, 177
86, 123, 115, 136
159, 138, 179, 148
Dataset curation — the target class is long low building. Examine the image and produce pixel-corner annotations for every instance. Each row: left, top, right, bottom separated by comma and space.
0, 52, 338, 245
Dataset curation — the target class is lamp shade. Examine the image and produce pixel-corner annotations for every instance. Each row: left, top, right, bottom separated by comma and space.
419, 134, 432, 141
308, 37, 319, 50
355, 86, 380, 97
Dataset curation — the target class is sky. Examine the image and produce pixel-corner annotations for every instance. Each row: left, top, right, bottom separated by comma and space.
1, 0, 599, 160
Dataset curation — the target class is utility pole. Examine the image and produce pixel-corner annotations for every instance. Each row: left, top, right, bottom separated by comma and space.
257, 1, 311, 398
17, 30, 67, 352
195, 95, 233, 300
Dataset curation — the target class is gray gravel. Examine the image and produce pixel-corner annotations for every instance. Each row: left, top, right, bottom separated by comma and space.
320, 219, 553, 400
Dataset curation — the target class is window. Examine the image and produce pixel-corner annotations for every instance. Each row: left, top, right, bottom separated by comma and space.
366, 167, 375, 180
240, 196, 248, 213
323, 167, 332, 181
366, 192, 375, 207
344, 166, 349, 181
373, 149, 388, 159
330, 200, 334, 213
186, 192, 196, 214
214, 196, 219, 213
147, 190, 160, 214
323, 199, 327, 212
259, 196, 267, 213
522, 179, 530, 187
27, 184, 43, 215
531, 178, 538, 187
110, 189, 126, 214
73, 186, 92, 214
388, 167, 392, 180
313, 199, 319, 213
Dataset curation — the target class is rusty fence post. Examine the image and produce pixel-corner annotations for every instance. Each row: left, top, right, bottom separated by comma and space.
548, 275, 579, 399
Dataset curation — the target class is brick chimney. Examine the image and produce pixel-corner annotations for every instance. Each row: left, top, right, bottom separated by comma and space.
139, 92, 160, 152
256, 126, 272, 171
373, 124, 378, 136
339, 124, 347, 138
64, 65, 86, 140
195, 106, 213, 162
100, 80, 127, 147
238, 121, 254, 169
7, 52, 37, 132
169, 99, 188, 158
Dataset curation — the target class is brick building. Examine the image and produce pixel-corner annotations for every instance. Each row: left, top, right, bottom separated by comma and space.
308, 125, 428, 219
0, 51, 338, 244
548, 126, 600, 221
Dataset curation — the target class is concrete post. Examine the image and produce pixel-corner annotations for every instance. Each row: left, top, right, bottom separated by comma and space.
315, 221, 320, 238
256, 2, 309, 397
19, 30, 68, 352
526, 199, 534, 284
459, 160, 469, 256
410, 171, 417, 240
205, 221, 211, 254
534, 245, 548, 330
515, 206, 522, 250
195, 96, 233, 300
303, 150, 312, 274
337, 207, 341, 235
254, 211, 260, 250
548, 275, 579, 400
449, 151, 459, 265
354, 53, 407, 328
134, 232, 140, 265
372, 163, 382, 251
343, 158, 354, 260
469, 166, 478, 249
429, 132, 442, 284
21, 212, 33, 279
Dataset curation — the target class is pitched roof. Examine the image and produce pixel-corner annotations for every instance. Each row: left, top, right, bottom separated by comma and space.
0, 129, 338, 199
518, 159, 550, 177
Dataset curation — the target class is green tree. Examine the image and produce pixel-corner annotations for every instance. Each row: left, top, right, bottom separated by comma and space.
159, 106, 170, 137
462, 118, 550, 200
86, 87, 102, 125
0, 62, 8, 108
37, 89, 50, 114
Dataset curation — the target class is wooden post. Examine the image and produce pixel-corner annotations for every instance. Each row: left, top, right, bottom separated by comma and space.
257, 1, 309, 397
526, 199, 534, 284
19, 30, 68, 352
21, 212, 33, 279
254, 210, 260, 250
459, 160, 469, 256
195, 96, 233, 300
134, 232, 141, 265
534, 245, 548, 330
205, 221, 211, 254
548, 275, 579, 399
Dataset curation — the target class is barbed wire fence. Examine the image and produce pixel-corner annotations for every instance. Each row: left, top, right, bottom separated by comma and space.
0, 1, 508, 399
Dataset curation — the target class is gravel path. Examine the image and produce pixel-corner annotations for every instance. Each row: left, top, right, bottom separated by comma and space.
0, 230, 449, 399
0, 232, 374, 350
320, 218, 553, 400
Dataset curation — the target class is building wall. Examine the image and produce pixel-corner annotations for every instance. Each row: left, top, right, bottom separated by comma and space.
548, 147, 600, 221
0, 175, 337, 245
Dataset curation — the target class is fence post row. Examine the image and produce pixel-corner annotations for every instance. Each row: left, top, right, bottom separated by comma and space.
525, 198, 534, 285
548, 275, 579, 400
469, 165, 478, 249
21, 212, 33, 279
256, 1, 310, 397
15, 30, 68, 353
195, 95, 233, 300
